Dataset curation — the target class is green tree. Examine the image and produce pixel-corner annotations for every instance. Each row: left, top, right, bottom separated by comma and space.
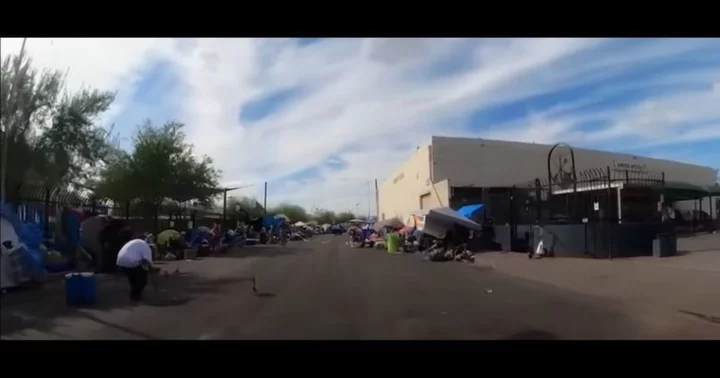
1, 49, 116, 201
93, 120, 221, 228
311, 208, 336, 225
335, 211, 358, 223
227, 196, 265, 221
268, 203, 309, 223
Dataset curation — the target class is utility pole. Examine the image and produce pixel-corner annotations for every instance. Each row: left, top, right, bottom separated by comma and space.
367, 180, 372, 219
1, 37, 28, 205
374, 179, 379, 219
222, 188, 228, 229
263, 182, 268, 214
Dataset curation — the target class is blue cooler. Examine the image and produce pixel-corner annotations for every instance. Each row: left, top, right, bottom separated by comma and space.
65, 272, 97, 306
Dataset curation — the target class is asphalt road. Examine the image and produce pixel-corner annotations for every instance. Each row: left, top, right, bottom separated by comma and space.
2, 235, 718, 340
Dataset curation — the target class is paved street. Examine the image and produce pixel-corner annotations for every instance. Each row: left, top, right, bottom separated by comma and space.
2, 235, 719, 340
474, 233, 720, 320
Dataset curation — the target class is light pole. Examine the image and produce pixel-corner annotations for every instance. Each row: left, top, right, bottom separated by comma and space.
0, 37, 28, 205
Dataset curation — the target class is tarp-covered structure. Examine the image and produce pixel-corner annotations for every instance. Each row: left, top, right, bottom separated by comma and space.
1, 203, 45, 289
262, 215, 286, 229
411, 207, 482, 239
372, 217, 404, 231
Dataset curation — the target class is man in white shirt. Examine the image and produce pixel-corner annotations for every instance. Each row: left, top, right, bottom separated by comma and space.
116, 228, 154, 302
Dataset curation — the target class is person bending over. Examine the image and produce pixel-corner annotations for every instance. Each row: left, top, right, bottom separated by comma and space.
116, 228, 154, 302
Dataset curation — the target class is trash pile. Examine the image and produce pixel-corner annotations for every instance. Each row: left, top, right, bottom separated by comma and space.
390, 207, 481, 263
423, 241, 475, 263
347, 225, 379, 248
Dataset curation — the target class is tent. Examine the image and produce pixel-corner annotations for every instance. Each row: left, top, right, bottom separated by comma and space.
411, 207, 482, 239
157, 229, 182, 246
262, 215, 285, 229
424, 207, 483, 230
372, 217, 404, 231
1, 204, 45, 289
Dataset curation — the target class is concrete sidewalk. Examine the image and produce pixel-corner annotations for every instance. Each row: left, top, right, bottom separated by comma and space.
474, 234, 720, 320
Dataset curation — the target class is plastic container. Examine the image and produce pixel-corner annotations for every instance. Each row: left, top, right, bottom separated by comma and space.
65, 272, 97, 306
653, 233, 677, 258
387, 233, 400, 254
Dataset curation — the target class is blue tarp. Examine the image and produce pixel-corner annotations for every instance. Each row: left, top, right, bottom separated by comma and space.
457, 204, 484, 219
1, 203, 45, 276
262, 216, 284, 230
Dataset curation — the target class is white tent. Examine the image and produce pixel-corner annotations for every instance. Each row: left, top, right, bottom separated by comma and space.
275, 214, 290, 221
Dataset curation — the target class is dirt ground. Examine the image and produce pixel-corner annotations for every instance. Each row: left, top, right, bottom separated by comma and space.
473, 233, 720, 325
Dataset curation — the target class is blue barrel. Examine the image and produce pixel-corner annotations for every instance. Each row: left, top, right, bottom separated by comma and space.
65, 272, 97, 306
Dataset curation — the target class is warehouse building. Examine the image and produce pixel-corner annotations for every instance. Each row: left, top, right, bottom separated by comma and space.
378, 136, 719, 223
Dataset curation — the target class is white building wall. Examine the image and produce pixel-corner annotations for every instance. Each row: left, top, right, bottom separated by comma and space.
379, 136, 717, 222
431, 136, 717, 188
378, 145, 433, 221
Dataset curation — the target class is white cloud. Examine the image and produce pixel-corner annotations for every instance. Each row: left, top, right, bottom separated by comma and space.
0, 38, 175, 125
3, 38, 719, 214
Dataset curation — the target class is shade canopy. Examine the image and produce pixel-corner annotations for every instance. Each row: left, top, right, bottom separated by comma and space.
665, 181, 720, 200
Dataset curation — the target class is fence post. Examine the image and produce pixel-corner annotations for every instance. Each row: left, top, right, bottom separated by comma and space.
222, 189, 228, 231
43, 188, 51, 239
13, 182, 23, 212
92, 197, 97, 214
606, 165, 613, 260
535, 179, 542, 224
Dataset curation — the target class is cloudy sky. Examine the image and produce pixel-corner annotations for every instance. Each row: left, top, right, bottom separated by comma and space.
1, 38, 718, 214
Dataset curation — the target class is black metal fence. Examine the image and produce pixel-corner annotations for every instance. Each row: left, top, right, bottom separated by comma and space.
5, 182, 120, 239
4, 183, 231, 237
487, 165, 669, 259
515, 166, 665, 225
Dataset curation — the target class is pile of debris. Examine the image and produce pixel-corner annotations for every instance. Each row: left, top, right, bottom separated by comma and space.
422, 241, 475, 263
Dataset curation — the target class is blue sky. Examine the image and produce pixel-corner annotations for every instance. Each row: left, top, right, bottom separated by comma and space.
2, 38, 718, 212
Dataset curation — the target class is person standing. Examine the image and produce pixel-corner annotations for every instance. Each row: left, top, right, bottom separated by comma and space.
116, 228, 154, 302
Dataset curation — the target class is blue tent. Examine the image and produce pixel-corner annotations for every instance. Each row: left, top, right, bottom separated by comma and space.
262, 216, 285, 230
457, 204, 484, 219
1, 203, 45, 277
